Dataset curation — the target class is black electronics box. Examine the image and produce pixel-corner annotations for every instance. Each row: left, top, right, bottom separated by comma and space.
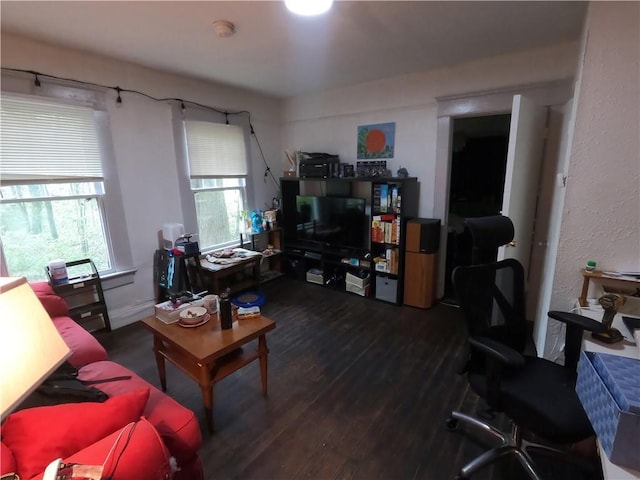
299, 153, 340, 178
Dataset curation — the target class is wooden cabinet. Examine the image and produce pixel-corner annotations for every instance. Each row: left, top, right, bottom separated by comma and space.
403, 218, 441, 308
46, 258, 111, 332
403, 252, 438, 308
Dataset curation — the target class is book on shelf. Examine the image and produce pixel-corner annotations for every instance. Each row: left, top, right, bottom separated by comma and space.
379, 184, 389, 212
372, 215, 400, 245
384, 222, 392, 244
385, 247, 399, 275
371, 219, 384, 243
391, 186, 399, 213
373, 184, 382, 211
391, 217, 400, 245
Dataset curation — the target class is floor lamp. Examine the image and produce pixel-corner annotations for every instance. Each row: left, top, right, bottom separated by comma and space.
0, 276, 71, 421
1, 277, 108, 479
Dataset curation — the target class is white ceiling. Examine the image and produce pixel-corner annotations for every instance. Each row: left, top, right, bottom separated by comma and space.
1, 1, 588, 99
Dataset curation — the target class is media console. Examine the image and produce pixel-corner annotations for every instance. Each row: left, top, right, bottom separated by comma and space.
280, 176, 418, 304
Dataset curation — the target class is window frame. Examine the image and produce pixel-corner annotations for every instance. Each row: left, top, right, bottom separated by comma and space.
173, 105, 254, 253
0, 73, 134, 280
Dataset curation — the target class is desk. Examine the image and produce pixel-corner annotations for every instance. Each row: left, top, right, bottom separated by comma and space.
580, 307, 640, 480
198, 250, 262, 296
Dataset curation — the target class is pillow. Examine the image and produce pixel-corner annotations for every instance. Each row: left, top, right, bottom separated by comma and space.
63, 417, 172, 480
0, 441, 16, 476
29, 282, 69, 317
0, 388, 149, 480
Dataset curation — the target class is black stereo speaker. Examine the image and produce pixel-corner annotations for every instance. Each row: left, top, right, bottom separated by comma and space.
406, 218, 441, 254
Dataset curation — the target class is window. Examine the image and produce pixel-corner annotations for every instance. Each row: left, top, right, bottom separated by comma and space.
0, 93, 113, 281
183, 120, 248, 251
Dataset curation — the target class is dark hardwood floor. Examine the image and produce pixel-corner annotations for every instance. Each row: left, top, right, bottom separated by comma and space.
99, 277, 602, 480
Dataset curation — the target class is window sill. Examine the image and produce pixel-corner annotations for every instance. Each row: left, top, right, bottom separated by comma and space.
101, 268, 136, 291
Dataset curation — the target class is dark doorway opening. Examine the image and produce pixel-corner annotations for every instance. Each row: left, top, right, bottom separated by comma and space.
443, 114, 511, 303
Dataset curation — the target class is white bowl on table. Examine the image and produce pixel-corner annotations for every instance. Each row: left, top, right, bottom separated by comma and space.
179, 306, 208, 325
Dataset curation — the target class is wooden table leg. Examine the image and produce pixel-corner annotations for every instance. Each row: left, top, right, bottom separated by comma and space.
580, 275, 590, 307
153, 336, 167, 392
199, 363, 215, 433
258, 335, 269, 397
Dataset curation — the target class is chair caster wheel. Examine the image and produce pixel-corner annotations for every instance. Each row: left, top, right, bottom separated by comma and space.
446, 416, 458, 431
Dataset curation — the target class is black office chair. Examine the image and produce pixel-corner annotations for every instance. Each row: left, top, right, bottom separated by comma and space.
447, 258, 605, 480
464, 215, 515, 265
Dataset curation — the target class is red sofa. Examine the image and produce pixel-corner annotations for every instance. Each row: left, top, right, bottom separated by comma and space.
0, 282, 204, 480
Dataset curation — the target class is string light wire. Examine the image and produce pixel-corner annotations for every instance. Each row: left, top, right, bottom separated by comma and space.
2, 66, 280, 196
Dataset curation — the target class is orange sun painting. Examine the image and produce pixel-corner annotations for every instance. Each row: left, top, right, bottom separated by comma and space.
357, 122, 395, 159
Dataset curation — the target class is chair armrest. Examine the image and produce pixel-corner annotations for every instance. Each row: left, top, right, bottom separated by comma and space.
469, 336, 525, 410
469, 336, 525, 368
549, 310, 606, 374
548, 311, 606, 333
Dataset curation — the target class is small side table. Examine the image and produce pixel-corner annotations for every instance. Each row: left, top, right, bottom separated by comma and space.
579, 269, 640, 307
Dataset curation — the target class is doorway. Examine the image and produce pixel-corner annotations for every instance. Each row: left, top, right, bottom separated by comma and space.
443, 114, 511, 303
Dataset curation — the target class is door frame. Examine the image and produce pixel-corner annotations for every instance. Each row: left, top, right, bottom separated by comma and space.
433, 80, 573, 300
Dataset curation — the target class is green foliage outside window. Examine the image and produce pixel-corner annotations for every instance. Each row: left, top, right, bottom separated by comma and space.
1, 197, 110, 281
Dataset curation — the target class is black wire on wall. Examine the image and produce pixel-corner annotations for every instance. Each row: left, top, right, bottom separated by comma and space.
1, 67, 281, 193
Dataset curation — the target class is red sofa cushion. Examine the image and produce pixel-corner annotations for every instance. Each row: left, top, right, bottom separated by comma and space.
29, 281, 69, 317
26, 417, 172, 480
52, 316, 108, 367
1, 388, 149, 480
29, 281, 107, 367
78, 361, 202, 466
1, 441, 17, 476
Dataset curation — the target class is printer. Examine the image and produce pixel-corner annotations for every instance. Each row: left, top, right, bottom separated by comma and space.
298, 152, 340, 179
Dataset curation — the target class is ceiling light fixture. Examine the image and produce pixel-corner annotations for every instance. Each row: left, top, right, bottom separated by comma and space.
285, 0, 333, 16
212, 20, 235, 38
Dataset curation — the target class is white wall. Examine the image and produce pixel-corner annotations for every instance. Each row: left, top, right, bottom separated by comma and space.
551, 2, 640, 314
543, 1, 640, 357
282, 42, 579, 219
1, 33, 283, 328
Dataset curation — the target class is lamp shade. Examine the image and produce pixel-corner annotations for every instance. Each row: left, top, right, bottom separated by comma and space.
0, 277, 71, 420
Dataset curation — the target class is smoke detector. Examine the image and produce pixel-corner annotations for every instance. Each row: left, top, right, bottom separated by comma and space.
212, 20, 235, 37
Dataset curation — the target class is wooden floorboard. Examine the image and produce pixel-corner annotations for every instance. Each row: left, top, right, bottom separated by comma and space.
99, 276, 602, 480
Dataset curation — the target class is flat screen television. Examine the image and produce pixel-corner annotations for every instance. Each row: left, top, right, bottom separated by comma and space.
292, 195, 367, 251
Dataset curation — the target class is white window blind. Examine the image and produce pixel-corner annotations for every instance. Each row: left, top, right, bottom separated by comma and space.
184, 121, 248, 178
1, 94, 103, 184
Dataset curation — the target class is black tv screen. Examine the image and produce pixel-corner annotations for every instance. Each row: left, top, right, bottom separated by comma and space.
294, 195, 367, 251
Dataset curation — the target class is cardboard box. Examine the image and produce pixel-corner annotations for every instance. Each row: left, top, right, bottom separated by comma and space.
345, 281, 369, 297
375, 275, 398, 303
346, 271, 370, 288
576, 351, 640, 470
306, 268, 324, 285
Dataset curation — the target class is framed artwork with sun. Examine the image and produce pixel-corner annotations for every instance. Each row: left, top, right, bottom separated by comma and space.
357, 122, 395, 159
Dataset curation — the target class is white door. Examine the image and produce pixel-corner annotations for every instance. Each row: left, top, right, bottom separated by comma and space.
498, 94, 547, 274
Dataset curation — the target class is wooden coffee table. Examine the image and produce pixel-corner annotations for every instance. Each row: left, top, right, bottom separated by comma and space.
141, 313, 276, 433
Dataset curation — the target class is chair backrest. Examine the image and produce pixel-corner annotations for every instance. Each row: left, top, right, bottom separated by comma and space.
464, 215, 515, 265
452, 258, 528, 355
